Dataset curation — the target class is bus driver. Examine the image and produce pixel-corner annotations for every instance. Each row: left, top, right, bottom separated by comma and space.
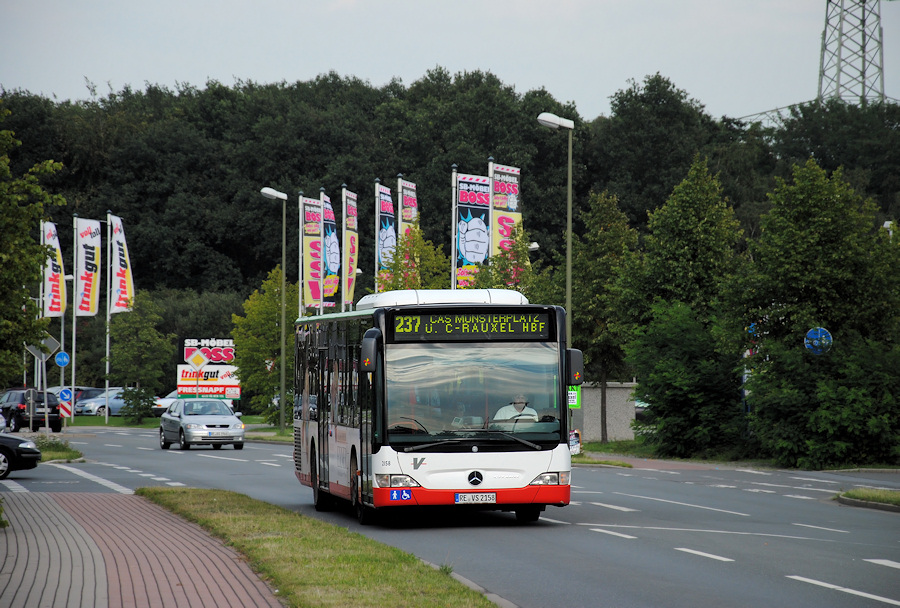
493, 394, 538, 421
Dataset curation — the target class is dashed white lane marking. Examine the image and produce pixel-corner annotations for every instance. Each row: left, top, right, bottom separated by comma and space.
258, 462, 280, 467
675, 548, 734, 562
614, 492, 750, 516
736, 469, 771, 475
50, 463, 133, 494
866, 559, 900, 570
787, 575, 900, 606
591, 528, 637, 539
538, 517, 570, 524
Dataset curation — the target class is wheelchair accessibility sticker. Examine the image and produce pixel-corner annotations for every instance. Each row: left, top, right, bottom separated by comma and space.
390, 489, 413, 501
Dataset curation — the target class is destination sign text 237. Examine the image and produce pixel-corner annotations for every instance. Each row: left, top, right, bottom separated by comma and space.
392, 313, 550, 341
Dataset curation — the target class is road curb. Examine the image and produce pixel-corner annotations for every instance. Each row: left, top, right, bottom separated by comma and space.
836, 495, 900, 513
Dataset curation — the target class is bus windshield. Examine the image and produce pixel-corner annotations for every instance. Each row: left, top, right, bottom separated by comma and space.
384, 342, 563, 449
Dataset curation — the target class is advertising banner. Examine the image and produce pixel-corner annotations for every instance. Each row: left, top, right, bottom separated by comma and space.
489, 163, 523, 257
397, 178, 418, 238
454, 173, 491, 288
109, 214, 135, 313
321, 192, 340, 308
375, 182, 396, 291
342, 187, 359, 307
301, 196, 323, 309
75, 217, 102, 316
181, 338, 236, 363
41, 222, 66, 318
177, 364, 241, 399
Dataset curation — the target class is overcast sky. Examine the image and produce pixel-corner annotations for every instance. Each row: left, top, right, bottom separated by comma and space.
2, 0, 898, 121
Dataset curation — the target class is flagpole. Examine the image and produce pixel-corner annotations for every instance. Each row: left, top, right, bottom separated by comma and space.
71, 215, 79, 420
450, 165, 458, 289
104, 211, 111, 425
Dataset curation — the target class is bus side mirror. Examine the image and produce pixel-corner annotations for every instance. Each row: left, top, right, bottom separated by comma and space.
567, 349, 584, 385
360, 328, 381, 373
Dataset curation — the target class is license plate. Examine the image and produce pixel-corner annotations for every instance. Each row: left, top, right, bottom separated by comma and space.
208, 431, 229, 437
455, 493, 496, 504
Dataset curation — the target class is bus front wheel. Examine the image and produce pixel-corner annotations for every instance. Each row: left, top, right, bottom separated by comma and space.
515, 506, 542, 523
311, 445, 332, 512
351, 454, 375, 525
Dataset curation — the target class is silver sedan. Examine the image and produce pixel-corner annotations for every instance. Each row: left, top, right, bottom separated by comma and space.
159, 399, 245, 450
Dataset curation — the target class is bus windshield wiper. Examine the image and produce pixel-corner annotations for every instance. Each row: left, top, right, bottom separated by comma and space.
403, 438, 466, 452
485, 430, 541, 450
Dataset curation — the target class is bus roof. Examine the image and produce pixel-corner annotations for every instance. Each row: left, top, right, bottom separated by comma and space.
355, 289, 529, 310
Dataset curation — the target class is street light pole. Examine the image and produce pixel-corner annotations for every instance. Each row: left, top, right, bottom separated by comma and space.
261, 186, 288, 432
537, 112, 575, 345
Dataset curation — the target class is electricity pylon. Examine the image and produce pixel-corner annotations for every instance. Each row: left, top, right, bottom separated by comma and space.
817, 0, 888, 105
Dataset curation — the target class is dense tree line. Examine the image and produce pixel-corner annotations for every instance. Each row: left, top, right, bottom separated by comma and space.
3, 69, 899, 466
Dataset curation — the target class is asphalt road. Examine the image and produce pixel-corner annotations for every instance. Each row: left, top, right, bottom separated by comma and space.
2, 427, 899, 608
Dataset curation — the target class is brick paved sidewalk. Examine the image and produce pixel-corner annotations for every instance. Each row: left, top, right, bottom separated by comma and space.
0, 493, 284, 608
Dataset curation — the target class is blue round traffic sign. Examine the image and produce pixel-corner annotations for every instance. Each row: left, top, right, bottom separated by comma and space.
55, 351, 70, 367
804, 327, 833, 355
59, 388, 72, 401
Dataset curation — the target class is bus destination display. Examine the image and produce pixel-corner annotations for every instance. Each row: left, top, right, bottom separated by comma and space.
393, 313, 551, 341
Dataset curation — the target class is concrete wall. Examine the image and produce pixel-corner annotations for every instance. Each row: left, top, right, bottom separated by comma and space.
570, 382, 637, 442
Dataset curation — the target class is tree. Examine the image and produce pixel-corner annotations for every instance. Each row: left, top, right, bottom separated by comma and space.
590, 74, 719, 229
732, 159, 900, 468
619, 158, 746, 457
108, 292, 176, 423
472, 223, 536, 295
570, 191, 638, 441
231, 267, 299, 420
0, 101, 65, 386
380, 219, 451, 291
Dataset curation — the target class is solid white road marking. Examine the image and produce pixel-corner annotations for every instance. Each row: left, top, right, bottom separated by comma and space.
196, 454, 248, 462
50, 463, 133, 494
0, 480, 28, 492
787, 576, 900, 606
591, 528, 637, 539
614, 492, 750, 516
793, 523, 849, 534
675, 548, 734, 562
590, 502, 640, 512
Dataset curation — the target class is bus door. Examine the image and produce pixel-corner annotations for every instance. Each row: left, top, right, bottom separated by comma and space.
317, 346, 330, 492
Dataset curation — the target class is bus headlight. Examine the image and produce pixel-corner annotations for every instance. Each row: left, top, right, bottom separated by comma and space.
529, 472, 571, 486
375, 474, 421, 488
529, 473, 559, 485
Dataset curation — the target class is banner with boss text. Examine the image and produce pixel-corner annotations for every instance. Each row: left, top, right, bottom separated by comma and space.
489, 163, 522, 257
454, 173, 491, 289
301, 196, 323, 309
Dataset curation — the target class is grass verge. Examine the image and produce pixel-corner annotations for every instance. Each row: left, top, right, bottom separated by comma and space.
571, 453, 633, 468
33, 435, 83, 462
841, 487, 900, 507
136, 487, 493, 608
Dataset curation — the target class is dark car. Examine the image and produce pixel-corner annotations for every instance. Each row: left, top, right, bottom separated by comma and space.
0, 433, 41, 479
0, 389, 63, 433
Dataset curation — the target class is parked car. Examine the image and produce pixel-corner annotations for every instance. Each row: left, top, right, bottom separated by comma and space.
0, 388, 62, 432
48, 385, 106, 413
0, 433, 41, 479
152, 389, 180, 417
77, 389, 127, 416
159, 398, 244, 450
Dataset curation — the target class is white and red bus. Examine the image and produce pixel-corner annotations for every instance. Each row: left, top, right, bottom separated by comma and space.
292, 289, 583, 524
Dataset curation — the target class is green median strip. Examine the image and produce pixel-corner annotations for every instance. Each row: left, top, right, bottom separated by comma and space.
136, 487, 494, 608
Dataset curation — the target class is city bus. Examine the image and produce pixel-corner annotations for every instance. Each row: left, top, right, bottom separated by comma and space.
292, 289, 583, 524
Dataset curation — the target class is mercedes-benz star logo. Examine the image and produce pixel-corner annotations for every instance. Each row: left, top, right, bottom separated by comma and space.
467, 471, 483, 486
